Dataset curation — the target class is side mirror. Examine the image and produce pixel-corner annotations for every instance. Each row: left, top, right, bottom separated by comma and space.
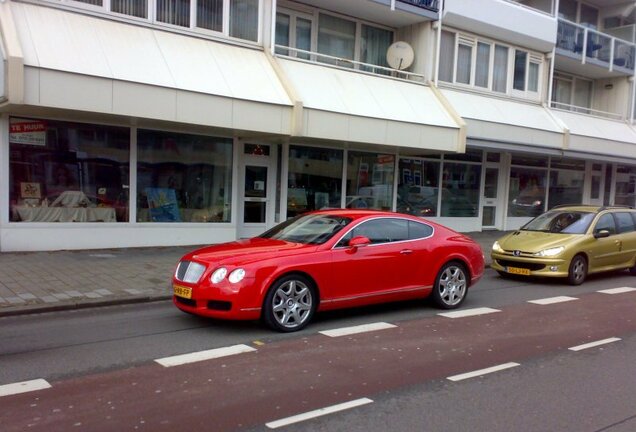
349, 236, 371, 248
594, 229, 610, 239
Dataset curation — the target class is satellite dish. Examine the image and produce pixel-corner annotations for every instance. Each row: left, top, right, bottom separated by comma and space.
386, 41, 415, 71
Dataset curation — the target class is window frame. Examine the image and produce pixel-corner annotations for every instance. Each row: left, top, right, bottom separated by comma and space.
275, 7, 316, 58
440, 28, 544, 101
44, 0, 262, 44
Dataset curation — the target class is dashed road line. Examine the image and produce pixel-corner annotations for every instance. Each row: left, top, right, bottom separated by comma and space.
438, 307, 500, 319
266, 398, 374, 429
155, 344, 257, 367
0, 379, 52, 397
569, 337, 621, 352
319, 322, 397, 337
528, 296, 578, 305
598, 287, 636, 295
447, 362, 520, 382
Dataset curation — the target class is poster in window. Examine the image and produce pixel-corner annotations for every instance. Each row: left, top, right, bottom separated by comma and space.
146, 188, 181, 222
20, 182, 41, 199
9, 118, 47, 146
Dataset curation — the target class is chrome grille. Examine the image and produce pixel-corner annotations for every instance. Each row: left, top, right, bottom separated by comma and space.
176, 260, 191, 281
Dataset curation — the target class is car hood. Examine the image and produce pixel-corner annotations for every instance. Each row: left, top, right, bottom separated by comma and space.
497, 230, 580, 253
185, 237, 318, 266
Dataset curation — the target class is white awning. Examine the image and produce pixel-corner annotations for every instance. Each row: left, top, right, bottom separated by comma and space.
276, 58, 463, 151
441, 89, 566, 149
10, 2, 292, 134
551, 110, 636, 160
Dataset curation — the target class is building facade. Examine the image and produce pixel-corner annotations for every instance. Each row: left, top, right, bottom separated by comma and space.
1, 0, 635, 251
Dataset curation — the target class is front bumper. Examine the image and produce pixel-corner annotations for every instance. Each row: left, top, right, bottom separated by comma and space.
171, 278, 262, 320
490, 252, 570, 278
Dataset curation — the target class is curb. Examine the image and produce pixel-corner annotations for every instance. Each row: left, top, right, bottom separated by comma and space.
0, 295, 172, 318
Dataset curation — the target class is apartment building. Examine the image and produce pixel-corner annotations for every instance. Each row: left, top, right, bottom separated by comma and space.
0, 0, 634, 251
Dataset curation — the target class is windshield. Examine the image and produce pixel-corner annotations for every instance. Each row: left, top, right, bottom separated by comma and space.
521, 210, 595, 234
260, 214, 352, 245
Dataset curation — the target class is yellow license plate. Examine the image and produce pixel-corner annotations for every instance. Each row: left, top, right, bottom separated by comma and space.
173, 284, 192, 299
507, 266, 531, 276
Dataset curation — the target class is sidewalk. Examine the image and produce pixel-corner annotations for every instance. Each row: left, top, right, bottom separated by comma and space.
0, 231, 504, 317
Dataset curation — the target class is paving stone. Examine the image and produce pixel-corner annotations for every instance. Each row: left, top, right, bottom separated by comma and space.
85, 292, 103, 299
41, 296, 60, 303
6, 297, 26, 305
52, 293, 71, 300
124, 288, 143, 295
95, 289, 113, 296
64, 290, 84, 298
18, 293, 37, 300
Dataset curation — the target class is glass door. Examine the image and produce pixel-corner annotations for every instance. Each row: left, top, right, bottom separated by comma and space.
481, 154, 504, 230
238, 143, 276, 238
587, 162, 605, 206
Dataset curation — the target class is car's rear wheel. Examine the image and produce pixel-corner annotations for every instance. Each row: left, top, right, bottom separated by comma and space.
432, 262, 468, 309
263, 274, 316, 332
629, 257, 636, 275
567, 254, 587, 285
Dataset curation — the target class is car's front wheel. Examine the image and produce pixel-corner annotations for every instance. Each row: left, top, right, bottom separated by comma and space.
432, 262, 468, 309
262, 274, 316, 332
567, 254, 587, 285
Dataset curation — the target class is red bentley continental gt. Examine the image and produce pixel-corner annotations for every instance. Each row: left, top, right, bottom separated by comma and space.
172, 210, 484, 332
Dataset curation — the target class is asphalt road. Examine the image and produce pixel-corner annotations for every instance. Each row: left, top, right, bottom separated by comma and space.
1, 269, 636, 431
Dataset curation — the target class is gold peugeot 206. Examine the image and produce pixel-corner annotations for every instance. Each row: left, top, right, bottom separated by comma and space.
491, 205, 636, 285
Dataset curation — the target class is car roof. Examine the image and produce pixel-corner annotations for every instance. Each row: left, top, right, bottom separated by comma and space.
549, 205, 635, 213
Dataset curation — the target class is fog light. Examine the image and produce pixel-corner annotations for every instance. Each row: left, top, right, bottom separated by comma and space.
550, 266, 558, 272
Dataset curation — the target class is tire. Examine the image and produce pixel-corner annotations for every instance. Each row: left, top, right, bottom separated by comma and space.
629, 257, 636, 276
262, 274, 317, 332
432, 262, 468, 309
567, 254, 587, 286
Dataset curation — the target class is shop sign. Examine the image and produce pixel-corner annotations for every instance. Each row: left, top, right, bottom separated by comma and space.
10, 119, 47, 146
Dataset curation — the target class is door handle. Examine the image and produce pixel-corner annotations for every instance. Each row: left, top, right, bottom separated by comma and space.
400, 249, 413, 255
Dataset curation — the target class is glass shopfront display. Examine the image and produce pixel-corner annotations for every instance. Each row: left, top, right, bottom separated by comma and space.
287, 146, 343, 218
440, 162, 480, 217
9, 117, 130, 222
397, 158, 440, 217
346, 151, 394, 211
547, 157, 584, 209
136, 129, 233, 223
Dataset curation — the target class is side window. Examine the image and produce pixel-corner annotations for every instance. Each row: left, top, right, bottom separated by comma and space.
353, 219, 407, 244
615, 212, 636, 234
408, 221, 433, 239
594, 213, 616, 235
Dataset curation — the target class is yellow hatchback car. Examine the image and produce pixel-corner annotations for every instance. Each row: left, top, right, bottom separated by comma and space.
491, 205, 636, 285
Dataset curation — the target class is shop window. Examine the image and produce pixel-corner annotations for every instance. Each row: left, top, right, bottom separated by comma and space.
398, 158, 440, 217
287, 146, 343, 219
136, 130, 232, 223
508, 166, 547, 217
9, 118, 130, 223
440, 163, 480, 217
615, 165, 636, 206
346, 152, 394, 211
548, 169, 584, 209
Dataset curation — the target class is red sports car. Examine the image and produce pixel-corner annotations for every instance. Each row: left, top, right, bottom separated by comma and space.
172, 210, 484, 332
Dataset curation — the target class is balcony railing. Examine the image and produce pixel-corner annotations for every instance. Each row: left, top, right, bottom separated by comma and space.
556, 19, 636, 73
274, 45, 427, 82
397, 0, 440, 12
551, 101, 625, 121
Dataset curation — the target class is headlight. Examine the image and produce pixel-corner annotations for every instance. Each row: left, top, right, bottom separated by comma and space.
533, 246, 564, 257
210, 267, 228, 284
228, 268, 246, 284
492, 241, 504, 253
181, 262, 206, 283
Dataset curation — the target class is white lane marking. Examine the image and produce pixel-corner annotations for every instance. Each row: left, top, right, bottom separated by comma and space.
319, 322, 396, 338
569, 337, 621, 352
0, 379, 52, 397
528, 296, 578, 305
598, 287, 636, 295
266, 398, 373, 429
438, 307, 501, 319
447, 362, 520, 382
155, 344, 256, 367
